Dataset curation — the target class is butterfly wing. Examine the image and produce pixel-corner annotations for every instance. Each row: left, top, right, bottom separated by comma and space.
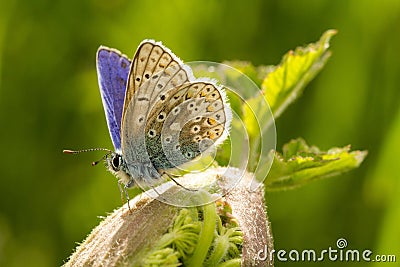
121, 40, 194, 125
146, 81, 232, 170
121, 40, 194, 181
96, 46, 131, 151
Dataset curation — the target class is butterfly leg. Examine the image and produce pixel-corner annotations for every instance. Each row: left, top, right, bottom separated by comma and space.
124, 180, 134, 212
118, 181, 132, 212
117, 182, 125, 204
161, 171, 198, 192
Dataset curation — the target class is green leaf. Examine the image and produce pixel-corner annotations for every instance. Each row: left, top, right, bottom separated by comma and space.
265, 138, 367, 191
204, 213, 242, 266
143, 248, 181, 267
155, 209, 201, 260
263, 29, 337, 118
222, 60, 274, 88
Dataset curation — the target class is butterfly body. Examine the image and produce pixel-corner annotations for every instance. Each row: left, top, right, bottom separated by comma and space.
96, 40, 231, 193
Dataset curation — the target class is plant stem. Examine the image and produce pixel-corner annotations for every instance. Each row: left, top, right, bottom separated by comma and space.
185, 200, 217, 266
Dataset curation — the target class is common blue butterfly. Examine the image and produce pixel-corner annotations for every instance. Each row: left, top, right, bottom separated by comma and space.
65, 40, 232, 206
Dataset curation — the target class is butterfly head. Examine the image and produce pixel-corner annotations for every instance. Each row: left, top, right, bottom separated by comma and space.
104, 152, 132, 187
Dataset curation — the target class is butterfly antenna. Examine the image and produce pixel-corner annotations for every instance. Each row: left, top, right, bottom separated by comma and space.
63, 148, 113, 166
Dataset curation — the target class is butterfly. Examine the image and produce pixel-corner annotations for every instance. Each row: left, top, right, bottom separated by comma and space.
65, 40, 231, 206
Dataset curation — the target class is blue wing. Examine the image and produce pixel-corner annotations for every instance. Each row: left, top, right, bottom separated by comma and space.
96, 46, 131, 151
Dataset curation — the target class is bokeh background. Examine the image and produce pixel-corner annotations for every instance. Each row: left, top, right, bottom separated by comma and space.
1, 0, 399, 266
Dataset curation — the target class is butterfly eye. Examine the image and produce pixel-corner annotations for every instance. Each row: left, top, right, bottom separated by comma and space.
112, 154, 121, 170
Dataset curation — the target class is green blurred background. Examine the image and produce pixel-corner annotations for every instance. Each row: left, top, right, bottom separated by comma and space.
1, 0, 399, 266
